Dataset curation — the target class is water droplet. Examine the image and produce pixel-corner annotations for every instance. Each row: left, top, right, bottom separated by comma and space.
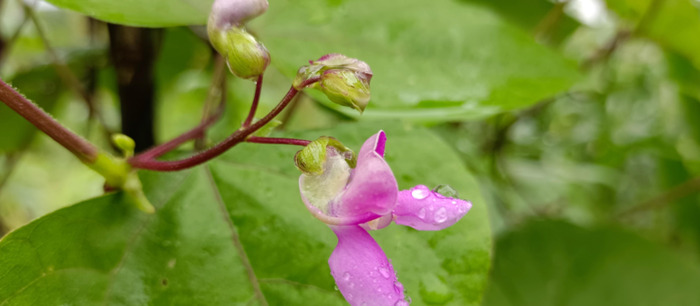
379, 267, 391, 278
458, 203, 467, 214
378, 287, 383, 293
411, 188, 429, 200
343, 272, 351, 282
451, 200, 456, 205
394, 281, 404, 294
388, 294, 394, 300
435, 207, 448, 223
433, 184, 458, 198
395, 301, 410, 306
347, 293, 353, 300
417, 208, 426, 219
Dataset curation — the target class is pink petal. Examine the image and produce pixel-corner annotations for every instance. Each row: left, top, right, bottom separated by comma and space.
330, 131, 397, 218
393, 185, 472, 231
329, 225, 407, 306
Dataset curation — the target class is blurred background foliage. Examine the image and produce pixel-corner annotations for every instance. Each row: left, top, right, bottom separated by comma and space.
1, 0, 700, 304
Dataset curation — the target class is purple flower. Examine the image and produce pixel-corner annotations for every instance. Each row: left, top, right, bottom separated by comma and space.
298, 131, 472, 305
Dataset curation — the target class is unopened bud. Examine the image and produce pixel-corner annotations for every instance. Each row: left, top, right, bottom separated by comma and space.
209, 0, 269, 28
208, 26, 270, 79
293, 54, 372, 113
295, 136, 356, 175
318, 69, 370, 112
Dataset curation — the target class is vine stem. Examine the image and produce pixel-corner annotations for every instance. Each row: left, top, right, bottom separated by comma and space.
129, 78, 318, 171
137, 56, 227, 160
246, 137, 310, 146
242, 74, 263, 128
0, 79, 98, 162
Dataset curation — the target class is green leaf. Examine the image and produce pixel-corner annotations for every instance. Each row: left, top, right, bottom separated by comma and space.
0, 121, 491, 305
483, 220, 700, 306
43, 0, 212, 27
253, 0, 580, 121
605, 0, 700, 70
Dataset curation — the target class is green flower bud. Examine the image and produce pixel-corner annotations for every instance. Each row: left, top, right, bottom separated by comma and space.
293, 54, 372, 113
112, 133, 135, 158
318, 69, 370, 113
295, 136, 356, 175
208, 26, 270, 79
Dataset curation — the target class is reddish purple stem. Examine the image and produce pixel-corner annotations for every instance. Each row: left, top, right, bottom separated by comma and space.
242, 74, 263, 128
129, 86, 301, 171
246, 137, 311, 146
0, 79, 98, 162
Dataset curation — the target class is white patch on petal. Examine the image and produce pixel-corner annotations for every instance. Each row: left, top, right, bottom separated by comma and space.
300, 152, 351, 213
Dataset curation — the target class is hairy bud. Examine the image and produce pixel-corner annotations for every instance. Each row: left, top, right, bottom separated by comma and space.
293, 54, 373, 113
208, 26, 270, 79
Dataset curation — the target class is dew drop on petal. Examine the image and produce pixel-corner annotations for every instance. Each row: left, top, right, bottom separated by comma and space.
394, 281, 404, 294
435, 207, 448, 223
379, 267, 391, 279
343, 272, 351, 282
417, 207, 426, 219
395, 300, 410, 306
411, 188, 429, 200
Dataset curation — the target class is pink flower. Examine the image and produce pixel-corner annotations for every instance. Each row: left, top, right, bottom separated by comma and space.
299, 131, 472, 305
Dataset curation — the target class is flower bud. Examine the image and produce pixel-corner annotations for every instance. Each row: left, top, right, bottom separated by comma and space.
293, 54, 372, 113
295, 136, 356, 175
209, 0, 269, 28
318, 69, 370, 112
208, 26, 270, 79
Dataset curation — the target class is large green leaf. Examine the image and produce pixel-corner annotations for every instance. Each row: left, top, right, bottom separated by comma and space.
0, 122, 491, 305
605, 0, 700, 70
254, 0, 580, 121
43, 0, 211, 27
45, 0, 580, 121
483, 220, 700, 306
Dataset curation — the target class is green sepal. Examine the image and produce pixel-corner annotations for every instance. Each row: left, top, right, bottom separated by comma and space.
317, 70, 370, 113
112, 134, 135, 158
294, 136, 356, 175
208, 26, 270, 80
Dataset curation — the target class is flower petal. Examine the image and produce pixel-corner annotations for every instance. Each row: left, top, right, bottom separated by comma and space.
393, 185, 472, 231
331, 131, 397, 218
329, 225, 407, 306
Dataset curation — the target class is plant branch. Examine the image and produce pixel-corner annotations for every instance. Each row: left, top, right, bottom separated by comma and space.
0, 79, 98, 162
136, 55, 227, 160
242, 74, 263, 128
129, 84, 306, 171
617, 176, 700, 218
246, 137, 310, 146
